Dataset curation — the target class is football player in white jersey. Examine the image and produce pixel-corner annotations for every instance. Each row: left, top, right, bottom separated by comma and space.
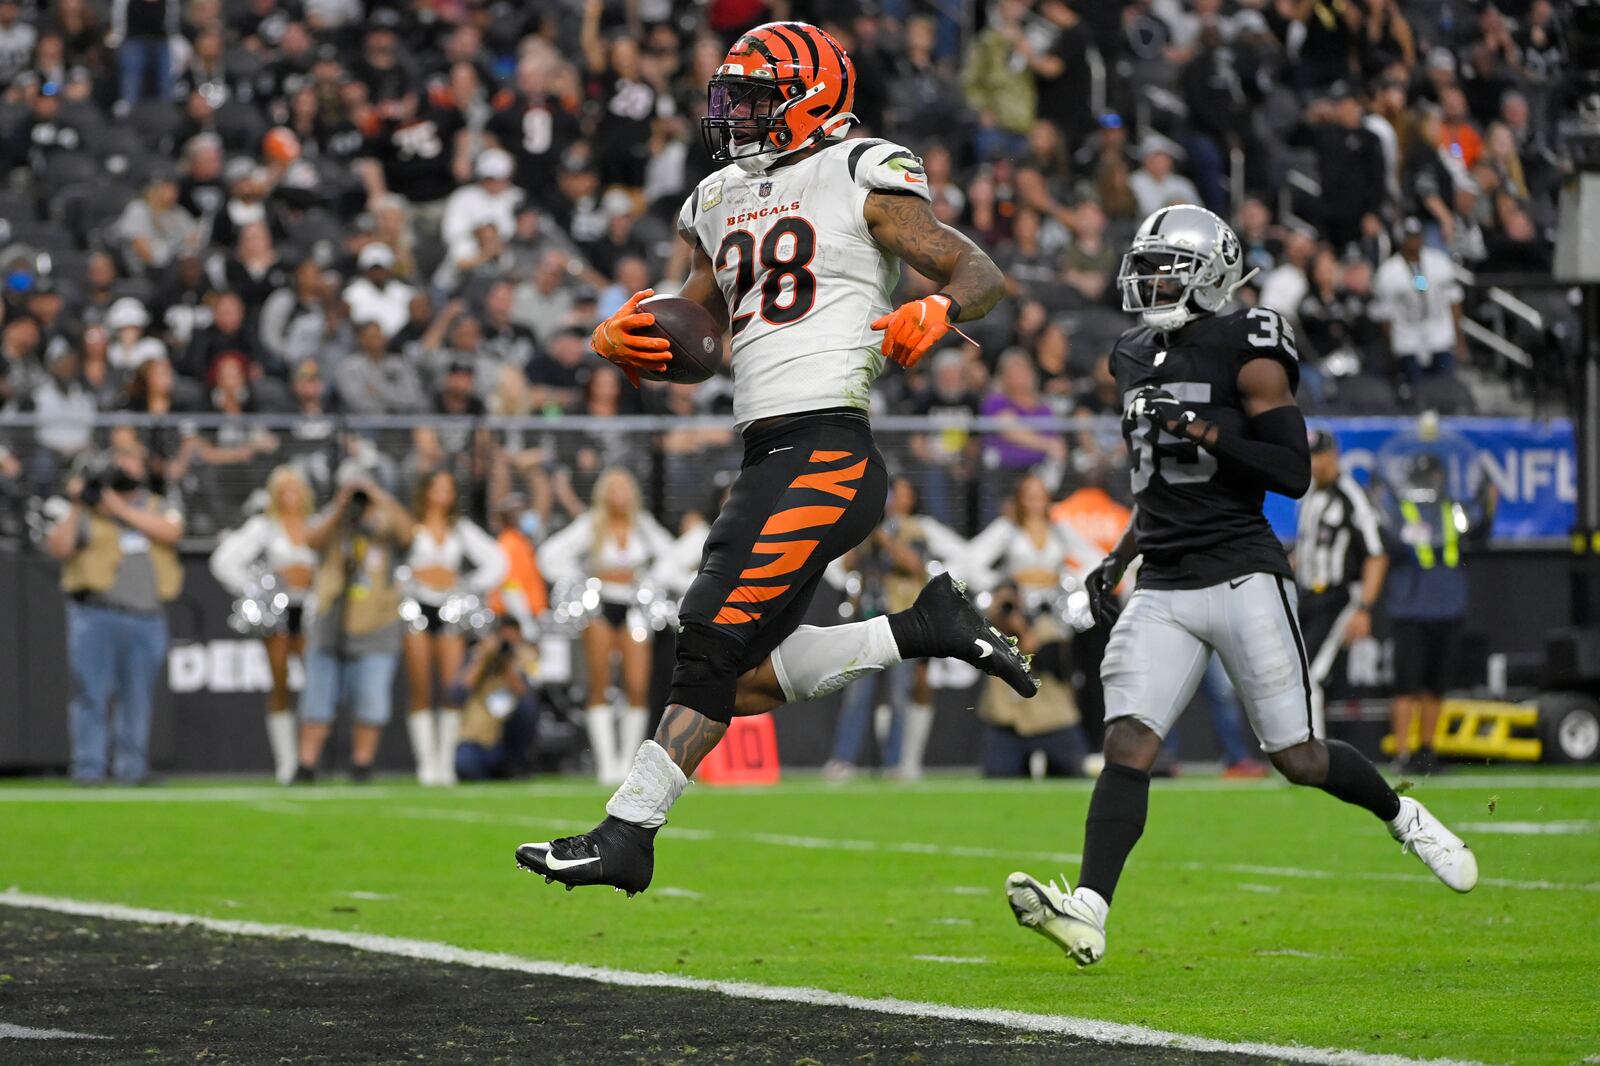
518, 21, 1036, 896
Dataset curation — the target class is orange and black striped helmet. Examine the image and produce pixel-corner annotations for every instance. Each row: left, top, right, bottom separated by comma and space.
702, 21, 857, 173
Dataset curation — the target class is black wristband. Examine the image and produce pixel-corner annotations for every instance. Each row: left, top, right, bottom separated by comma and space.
934, 292, 962, 322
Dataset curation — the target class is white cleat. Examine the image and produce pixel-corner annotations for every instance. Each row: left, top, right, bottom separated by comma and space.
1388, 796, 1478, 893
1005, 872, 1107, 967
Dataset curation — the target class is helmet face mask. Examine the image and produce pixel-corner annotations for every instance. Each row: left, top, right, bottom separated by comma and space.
703, 75, 800, 167
1118, 205, 1243, 332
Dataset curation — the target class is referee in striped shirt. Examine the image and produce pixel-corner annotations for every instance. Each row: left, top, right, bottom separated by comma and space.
1293, 431, 1388, 736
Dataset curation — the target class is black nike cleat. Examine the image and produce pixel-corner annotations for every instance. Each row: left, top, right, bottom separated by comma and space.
515, 816, 659, 896
912, 572, 1038, 698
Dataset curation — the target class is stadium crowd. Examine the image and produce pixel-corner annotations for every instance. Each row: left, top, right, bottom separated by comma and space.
0, 0, 1560, 784
0, 1, 1575, 514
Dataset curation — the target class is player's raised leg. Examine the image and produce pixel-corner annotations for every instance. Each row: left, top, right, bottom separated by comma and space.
1213, 576, 1477, 893
1008, 586, 1210, 966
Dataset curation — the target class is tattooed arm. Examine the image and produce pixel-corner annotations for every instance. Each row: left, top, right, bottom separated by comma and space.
863, 190, 1004, 322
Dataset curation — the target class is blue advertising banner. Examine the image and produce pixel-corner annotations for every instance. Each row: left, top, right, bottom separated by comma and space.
1264, 417, 1577, 542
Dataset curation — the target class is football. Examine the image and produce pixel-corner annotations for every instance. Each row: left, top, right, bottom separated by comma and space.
635, 294, 723, 384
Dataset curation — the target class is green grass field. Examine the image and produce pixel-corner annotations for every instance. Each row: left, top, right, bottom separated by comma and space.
3, 771, 1597, 1064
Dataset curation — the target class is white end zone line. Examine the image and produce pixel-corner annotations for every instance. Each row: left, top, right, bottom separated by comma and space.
0, 890, 1478, 1066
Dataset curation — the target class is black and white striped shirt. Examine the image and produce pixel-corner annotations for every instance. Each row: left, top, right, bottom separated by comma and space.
1294, 474, 1384, 595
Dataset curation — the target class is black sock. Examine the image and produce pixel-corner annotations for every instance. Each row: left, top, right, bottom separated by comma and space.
1319, 739, 1401, 821
1078, 762, 1150, 904
886, 606, 937, 660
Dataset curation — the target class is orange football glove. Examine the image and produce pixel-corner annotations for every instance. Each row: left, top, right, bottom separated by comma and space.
871, 293, 960, 369
591, 288, 672, 388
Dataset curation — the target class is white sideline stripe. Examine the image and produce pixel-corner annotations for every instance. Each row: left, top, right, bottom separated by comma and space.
1456, 820, 1595, 835
3, 771, 1598, 802
0, 891, 1477, 1066
0, 1022, 107, 1040
912, 954, 988, 964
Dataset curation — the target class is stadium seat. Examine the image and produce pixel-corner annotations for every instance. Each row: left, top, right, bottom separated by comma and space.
1326, 374, 1400, 415
42, 151, 99, 190
1416, 374, 1478, 415
126, 100, 184, 154
0, 187, 38, 223
215, 101, 268, 154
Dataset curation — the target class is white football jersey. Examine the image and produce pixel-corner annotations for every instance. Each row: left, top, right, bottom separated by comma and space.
677, 137, 932, 429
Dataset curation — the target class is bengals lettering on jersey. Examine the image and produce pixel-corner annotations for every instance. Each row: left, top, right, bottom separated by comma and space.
677, 138, 931, 430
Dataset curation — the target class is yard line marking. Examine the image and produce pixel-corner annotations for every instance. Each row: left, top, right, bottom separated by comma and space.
258, 801, 1600, 895
1456, 820, 1595, 835
345, 891, 394, 901
0, 1022, 108, 1040
1238, 883, 1284, 894
911, 954, 988, 964
653, 887, 705, 900
1186, 861, 1600, 894
366, 805, 1084, 866
930, 917, 976, 925
0, 891, 1480, 1066
1254, 949, 1328, 960
948, 886, 988, 895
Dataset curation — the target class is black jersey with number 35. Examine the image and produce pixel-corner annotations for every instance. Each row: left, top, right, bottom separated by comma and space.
1111, 306, 1302, 590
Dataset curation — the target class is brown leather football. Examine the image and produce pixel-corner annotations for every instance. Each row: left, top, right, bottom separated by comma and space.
634, 295, 724, 384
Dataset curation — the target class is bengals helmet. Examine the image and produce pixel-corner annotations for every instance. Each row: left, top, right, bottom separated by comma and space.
702, 21, 857, 174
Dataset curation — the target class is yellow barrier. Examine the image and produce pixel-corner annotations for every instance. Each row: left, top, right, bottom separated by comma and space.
1380, 699, 1543, 762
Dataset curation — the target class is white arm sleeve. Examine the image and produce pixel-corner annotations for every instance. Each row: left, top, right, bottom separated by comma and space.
536, 513, 593, 586
208, 515, 272, 595
955, 518, 1013, 592
918, 516, 971, 573
456, 519, 510, 596
1054, 520, 1107, 579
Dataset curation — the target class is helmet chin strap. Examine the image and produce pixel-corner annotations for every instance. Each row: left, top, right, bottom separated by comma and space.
1223, 267, 1259, 301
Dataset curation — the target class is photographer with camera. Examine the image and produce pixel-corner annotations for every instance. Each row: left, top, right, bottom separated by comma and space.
292, 473, 414, 783
45, 437, 184, 785
449, 616, 542, 781
977, 581, 1091, 778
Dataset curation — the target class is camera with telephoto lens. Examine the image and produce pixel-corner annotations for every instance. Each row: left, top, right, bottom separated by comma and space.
74, 455, 141, 508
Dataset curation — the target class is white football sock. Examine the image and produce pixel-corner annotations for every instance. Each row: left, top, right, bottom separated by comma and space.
605, 740, 689, 828
406, 711, 438, 785
265, 711, 297, 785
897, 703, 934, 780
584, 705, 619, 784
771, 617, 902, 702
435, 709, 461, 786
618, 707, 650, 765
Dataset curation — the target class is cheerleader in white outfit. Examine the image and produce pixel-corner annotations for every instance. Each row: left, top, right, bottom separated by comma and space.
962, 473, 1103, 600
208, 466, 318, 783
538, 467, 674, 784
404, 469, 509, 785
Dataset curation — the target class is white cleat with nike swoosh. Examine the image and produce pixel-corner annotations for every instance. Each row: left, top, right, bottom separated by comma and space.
516, 816, 658, 896
1388, 797, 1478, 893
1006, 872, 1107, 967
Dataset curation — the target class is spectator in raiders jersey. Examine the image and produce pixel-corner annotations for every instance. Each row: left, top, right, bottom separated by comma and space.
1293, 430, 1387, 736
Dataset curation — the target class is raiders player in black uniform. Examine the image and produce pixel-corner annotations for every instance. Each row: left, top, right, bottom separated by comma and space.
1006, 205, 1478, 968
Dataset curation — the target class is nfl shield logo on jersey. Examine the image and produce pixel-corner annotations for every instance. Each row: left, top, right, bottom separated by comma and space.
758, 181, 773, 198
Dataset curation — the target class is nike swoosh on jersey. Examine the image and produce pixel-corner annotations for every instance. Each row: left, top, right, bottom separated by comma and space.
541, 852, 602, 872
769, 446, 794, 455
1228, 576, 1253, 589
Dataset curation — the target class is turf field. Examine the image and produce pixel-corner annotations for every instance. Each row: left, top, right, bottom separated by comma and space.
2, 771, 1597, 1064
